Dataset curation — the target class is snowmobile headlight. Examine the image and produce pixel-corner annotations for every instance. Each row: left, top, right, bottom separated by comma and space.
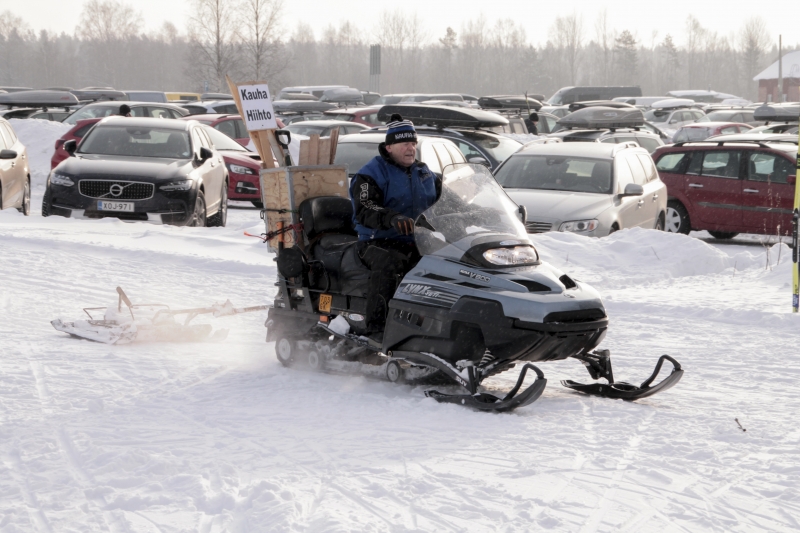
227, 163, 256, 175
559, 219, 599, 233
50, 173, 74, 186
159, 180, 193, 191
483, 246, 538, 266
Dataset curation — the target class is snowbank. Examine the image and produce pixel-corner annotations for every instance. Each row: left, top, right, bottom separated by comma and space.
10, 118, 70, 185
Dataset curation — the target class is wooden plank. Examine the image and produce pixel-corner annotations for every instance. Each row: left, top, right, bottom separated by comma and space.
260, 165, 349, 251
318, 137, 331, 165
307, 134, 320, 166
265, 129, 287, 167
328, 127, 340, 164
257, 131, 275, 167
298, 140, 310, 166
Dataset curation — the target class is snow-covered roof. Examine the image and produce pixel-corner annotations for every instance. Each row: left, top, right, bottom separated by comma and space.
753, 50, 800, 81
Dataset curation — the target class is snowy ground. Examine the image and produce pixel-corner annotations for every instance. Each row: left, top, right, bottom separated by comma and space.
1, 121, 799, 532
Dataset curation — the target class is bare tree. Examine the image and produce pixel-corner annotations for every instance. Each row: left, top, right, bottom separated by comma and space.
594, 10, 612, 85
684, 15, 705, 87
240, 0, 286, 82
74, 0, 142, 86
550, 12, 584, 85
188, 0, 241, 92
739, 16, 770, 99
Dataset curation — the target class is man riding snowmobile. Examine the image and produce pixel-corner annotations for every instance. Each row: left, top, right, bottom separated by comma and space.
348, 114, 441, 336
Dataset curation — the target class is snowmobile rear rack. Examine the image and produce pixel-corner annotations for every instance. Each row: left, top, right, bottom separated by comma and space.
562, 350, 684, 400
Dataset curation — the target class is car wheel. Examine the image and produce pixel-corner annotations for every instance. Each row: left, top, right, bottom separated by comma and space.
41, 187, 51, 217
252, 201, 264, 208
187, 190, 207, 227
18, 178, 30, 216
207, 182, 227, 227
665, 201, 690, 234
708, 231, 739, 240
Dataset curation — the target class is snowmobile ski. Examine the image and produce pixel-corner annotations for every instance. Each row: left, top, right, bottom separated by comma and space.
562, 350, 683, 400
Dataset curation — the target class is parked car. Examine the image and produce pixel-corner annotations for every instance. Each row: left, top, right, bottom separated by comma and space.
285, 120, 370, 137
0, 118, 30, 215
323, 105, 384, 127
52, 119, 102, 169
548, 127, 664, 153
672, 122, 752, 142
179, 113, 252, 147
63, 101, 189, 125
494, 142, 666, 236
653, 140, 797, 239
375, 104, 523, 170
547, 86, 642, 105
43, 117, 228, 227
539, 105, 570, 118
334, 132, 467, 178
166, 92, 201, 102
200, 125, 264, 207
548, 105, 665, 153
277, 85, 349, 99
644, 106, 705, 139
181, 100, 240, 115
695, 108, 759, 126
748, 123, 799, 135
612, 96, 671, 109
123, 91, 168, 103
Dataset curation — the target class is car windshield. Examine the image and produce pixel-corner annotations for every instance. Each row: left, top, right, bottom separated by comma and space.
414, 164, 529, 258
673, 127, 712, 142
203, 125, 247, 151
285, 124, 327, 136
461, 131, 521, 163
334, 142, 378, 176
643, 110, 669, 123
494, 154, 613, 194
79, 125, 191, 159
64, 105, 129, 125
699, 111, 735, 122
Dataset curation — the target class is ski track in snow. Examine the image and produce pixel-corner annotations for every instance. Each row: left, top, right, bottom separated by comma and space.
1, 119, 799, 531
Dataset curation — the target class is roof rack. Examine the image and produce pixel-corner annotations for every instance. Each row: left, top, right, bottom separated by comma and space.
567, 100, 635, 112
377, 104, 508, 129
611, 142, 641, 156
478, 95, 542, 111
672, 140, 785, 148
557, 106, 645, 130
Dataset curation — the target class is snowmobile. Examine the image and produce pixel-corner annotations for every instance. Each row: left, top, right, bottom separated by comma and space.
266, 164, 683, 412
52, 287, 269, 345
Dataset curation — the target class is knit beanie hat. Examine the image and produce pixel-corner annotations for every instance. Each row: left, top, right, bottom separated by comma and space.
385, 113, 417, 145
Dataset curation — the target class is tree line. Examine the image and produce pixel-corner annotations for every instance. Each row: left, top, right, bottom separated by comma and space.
0, 2, 792, 101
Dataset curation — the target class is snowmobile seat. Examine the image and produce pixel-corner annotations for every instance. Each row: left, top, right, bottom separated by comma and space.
299, 196, 368, 294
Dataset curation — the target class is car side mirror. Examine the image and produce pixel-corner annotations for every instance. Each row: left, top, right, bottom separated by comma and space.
63, 140, 77, 156
468, 156, 490, 168
621, 183, 644, 197
198, 146, 213, 162
0, 149, 17, 159
518, 205, 527, 224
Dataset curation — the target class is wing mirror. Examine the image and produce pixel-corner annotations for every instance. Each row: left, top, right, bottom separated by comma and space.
518, 205, 527, 224
63, 140, 77, 156
468, 156, 491, 168
198, 146, 213, 162
0, 149, 17, 159
621, 183, 644, 197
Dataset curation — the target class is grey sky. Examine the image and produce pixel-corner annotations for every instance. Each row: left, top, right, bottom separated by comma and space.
3, 0, 797, 49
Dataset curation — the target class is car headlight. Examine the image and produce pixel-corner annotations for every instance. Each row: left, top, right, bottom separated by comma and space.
51, 173, 74, 186
227, 163, 256, 175
160, 180, 192, 191
560, 219, 599, 232
483, 246, 539, 266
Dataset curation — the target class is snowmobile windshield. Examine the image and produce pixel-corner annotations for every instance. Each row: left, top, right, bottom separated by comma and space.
414, 163, 531, 259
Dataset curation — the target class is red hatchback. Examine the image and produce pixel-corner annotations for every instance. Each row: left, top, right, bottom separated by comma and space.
51, 119, 100, 169
182, 114, 287, 148
654, 140, 797, 239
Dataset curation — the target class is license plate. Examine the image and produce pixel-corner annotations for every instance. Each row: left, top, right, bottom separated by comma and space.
318, 294, 332, 313
98, 201, 133, 212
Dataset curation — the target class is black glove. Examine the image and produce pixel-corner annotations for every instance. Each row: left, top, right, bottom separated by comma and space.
391, 215, 415, 236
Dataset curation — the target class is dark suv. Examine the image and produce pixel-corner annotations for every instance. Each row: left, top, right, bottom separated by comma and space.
653, 140, 797, 239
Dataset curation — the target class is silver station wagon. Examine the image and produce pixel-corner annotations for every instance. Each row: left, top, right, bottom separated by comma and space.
494, 142, 667, 236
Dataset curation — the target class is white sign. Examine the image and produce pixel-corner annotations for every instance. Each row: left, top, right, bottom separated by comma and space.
238, 84, 277, 131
